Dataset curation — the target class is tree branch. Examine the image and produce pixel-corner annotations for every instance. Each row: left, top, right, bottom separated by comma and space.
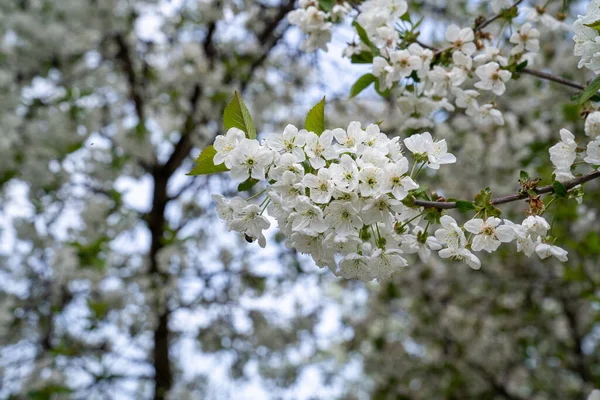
474, 0, 524, 32
412, 170, 600, 209
520, 68, 585, 91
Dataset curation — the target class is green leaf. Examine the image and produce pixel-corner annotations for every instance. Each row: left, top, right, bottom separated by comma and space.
223, 91, 256, 139
486, 205, 502, 218
474, 188, 492, 207
350, 73, 376, 98
515, 60, 528, 72
374, 79, 392, 98
456, 200, 476, 212
305, 96, 326, 135
187, 145, 229, 176
410, 185, 430, 200
553, 180, 567, 197
520, 170, 529, 182
353, 21, 374, 48
350, 51, 374, 64
318, 0, 334, 12
578, 74, 600, 105
584, 18, 600, 31
238, 177, 259, 192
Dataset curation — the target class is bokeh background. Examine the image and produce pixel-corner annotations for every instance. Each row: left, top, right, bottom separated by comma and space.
0, 0, 599, 399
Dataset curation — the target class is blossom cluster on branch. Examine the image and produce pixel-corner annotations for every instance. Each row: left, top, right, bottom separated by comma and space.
189, 0, 600, 282
193, 93, 600, 282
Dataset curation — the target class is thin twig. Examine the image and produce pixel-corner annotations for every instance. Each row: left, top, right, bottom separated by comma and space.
520, 68, 585, 91
474, 0, 525, 32
412, 170, 600, 209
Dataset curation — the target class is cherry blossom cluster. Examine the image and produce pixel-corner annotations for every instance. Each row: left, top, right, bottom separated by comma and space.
549, 128, 600, 183
287, 1, 578, 133
353, 1, 543, 130
287, 0, 352, 52
573, 0, 600, 74
209, 123, 575, 282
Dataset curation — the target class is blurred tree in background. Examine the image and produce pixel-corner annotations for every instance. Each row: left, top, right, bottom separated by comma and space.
0, 0, 599, 399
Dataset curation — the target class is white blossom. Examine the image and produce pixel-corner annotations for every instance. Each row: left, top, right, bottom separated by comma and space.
464, 217, 515, 253
302, 168, 335, 204
324, 201, 363, 237
229, 138, 275, 181
304, 129, 337, 169
510, 23, 540, 55
445, 24, 476, 56
585, 111, 600, 138
474, 62, 512, 96
213, 127, 245, 168
265, 124, 307, 162
403, 132, 456, 170
584, 138, 600, 166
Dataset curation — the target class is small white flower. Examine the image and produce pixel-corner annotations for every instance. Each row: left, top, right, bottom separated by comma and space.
361, 194, 402, 225
585, 111, 600, 138
382, 158, 419, 200
509, 23, 540, 55
522, 215, 551, 238
333, 122, 367, 154
434, 215, 466, 249
338, 253, 372, 281
464, 217, 515, 253
324, 201, 363, 236
474, 62, 512, 95
372, 56, 395, 89
522, 6, 566, 31
302, 168, 334, 204
213, 195, 247, 226
358, 123, 390, 155
445, 24, 476, 55
265, 124, 307, 162
268, 153, 305, 181
370, 248, 408, 281
535, 241, 568, 262
504, 219, 537, 257
403, 132, 456, 170
229, 139, 275, 182
438, 247, 481, 269
475, 104, 504, 126
290, 196, 328, 234
358, 166, 384, 197
549, 128, 577, 171
330, 154, 360, 192
389, 49, 422, 79
584, 138, 600, 166
304, 129, 337, 169
213, 127, 245, 167
270, 171, 305, 204
453, 88, 480, 115
230, 204, 271, 247
473, 46, 508, 67
408, 43, 434, 77
401, 226, 442, 263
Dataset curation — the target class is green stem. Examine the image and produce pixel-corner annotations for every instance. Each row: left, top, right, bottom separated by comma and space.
398, 211, 426, 231
540, 195, 556, 216
248, 189, 266, 201
260, 198, 271, 215
413, 161, 427, 180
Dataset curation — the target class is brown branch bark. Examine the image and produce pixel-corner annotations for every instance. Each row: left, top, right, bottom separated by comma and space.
520, 68, 585, 91
412, 170, 600, 209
